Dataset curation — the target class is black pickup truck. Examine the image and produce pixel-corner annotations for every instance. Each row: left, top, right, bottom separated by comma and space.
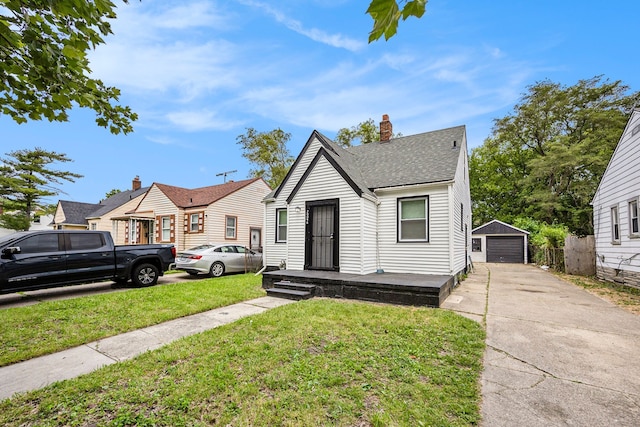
0, 230, 176, 294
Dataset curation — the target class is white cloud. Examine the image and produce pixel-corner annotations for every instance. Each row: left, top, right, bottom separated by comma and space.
165, 110, 246, 132
237, 0, 364, 51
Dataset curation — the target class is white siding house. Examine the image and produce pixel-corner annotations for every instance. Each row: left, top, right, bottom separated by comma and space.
592, 109, 640, 287
263, 115, 471, 280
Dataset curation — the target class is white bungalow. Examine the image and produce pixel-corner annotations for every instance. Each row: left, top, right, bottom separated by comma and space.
262, 115, 471, 282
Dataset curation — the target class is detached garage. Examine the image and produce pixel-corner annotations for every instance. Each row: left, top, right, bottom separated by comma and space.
471, 220, 529, 264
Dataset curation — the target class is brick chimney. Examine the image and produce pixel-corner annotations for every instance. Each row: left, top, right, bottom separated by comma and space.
380, 114, 392, 142
132, 176, 141, 191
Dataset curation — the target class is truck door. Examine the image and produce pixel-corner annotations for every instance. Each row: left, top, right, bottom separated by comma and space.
0, 232, 66, 292
64, 232, 114, 283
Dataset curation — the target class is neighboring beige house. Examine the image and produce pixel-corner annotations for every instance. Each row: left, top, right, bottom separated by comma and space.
128, 177, 271, 251
52, 176, 149, 244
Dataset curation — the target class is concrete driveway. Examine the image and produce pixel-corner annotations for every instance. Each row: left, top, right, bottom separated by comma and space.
445, 263, 640, 426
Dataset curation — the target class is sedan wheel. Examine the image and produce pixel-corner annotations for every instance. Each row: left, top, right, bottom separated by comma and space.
210, 261, 225, 277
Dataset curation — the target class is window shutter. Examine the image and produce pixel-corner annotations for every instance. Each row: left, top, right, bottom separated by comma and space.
170, 215, 175, 243
184, 213, 189, 233
155, 216, 161, 241
136, 222, 141, 244
124, 222, 129, 244
198, 211, 204, 233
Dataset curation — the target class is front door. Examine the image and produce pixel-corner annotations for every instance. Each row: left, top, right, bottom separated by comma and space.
305, 199, 339, 271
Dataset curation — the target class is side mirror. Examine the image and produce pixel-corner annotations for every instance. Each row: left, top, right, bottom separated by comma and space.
2, 246, 20, 256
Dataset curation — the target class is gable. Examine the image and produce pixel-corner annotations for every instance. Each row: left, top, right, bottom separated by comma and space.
473, 220, 529, 235
286, 148, 364, 204
592, 109, 640, 205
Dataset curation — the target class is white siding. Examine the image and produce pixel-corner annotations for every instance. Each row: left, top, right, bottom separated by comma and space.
288, 156, 370, 274
593, 111, 640, 274
264, 201, 288, 268
362, 198, 378, 273
264, 137, 325, 269
376, 184, 452, 275
451, 137, 472, 273
470, 235, 487, 263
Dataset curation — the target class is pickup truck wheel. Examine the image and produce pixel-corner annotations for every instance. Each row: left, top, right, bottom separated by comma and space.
132, 263, 159, 287
209, 262, 225, 277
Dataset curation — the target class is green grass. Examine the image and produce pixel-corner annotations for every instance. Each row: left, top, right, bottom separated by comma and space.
0, 274, 265, 366
0, 299, 485, 426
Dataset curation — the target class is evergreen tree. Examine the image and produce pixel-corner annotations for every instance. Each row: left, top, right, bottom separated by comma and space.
0, 148, 83, 231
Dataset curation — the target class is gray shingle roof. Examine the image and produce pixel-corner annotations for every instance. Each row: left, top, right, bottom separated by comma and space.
58, 187, 150, 224
87, 187, 149, 218
57, 201, 101, 225
345, 125, 465, 189
268, 125, 466, 202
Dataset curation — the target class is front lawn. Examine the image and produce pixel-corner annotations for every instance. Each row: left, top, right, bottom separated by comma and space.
0, 299, 485, 426
0, 274, 265, 366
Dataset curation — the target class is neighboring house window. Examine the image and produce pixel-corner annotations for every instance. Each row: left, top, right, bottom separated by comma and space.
225, 215, 237, 239
90, 223, 97, 230
398, 196, 429, 242
184, 211, 204, 234
611, 206, 620, 243
162, 216, 171, 241
190, 213, 199, 232
276, 208, 287, 243
472, 238, 482, 252
629, 199, 639, 237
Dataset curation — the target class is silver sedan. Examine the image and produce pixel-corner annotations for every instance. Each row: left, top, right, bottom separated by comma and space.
175, 244, 263, 277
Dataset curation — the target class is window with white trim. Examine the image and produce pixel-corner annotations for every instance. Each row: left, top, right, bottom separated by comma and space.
611, 206, 620, 243
276, 208, 287, 243
190, 213, 199, 232
162, 216, 171, 242
398, 196, 429, 242
629, 198, 639, 237
225, 216, 237, 239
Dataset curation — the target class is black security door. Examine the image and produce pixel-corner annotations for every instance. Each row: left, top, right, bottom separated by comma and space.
305, 199, 339, 271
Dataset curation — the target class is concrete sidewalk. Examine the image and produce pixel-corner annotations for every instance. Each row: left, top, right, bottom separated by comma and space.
445, 263, 640, 427
0, 296, 294, 401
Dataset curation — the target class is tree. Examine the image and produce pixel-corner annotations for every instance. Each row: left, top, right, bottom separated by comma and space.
236, 128, 294, 189
367, 0, 427, 42
1, 1, 137, 134
105, 188, 122, 199
335, 118, 402, 147
470, 76, 640, 235
0, 148, 83, 231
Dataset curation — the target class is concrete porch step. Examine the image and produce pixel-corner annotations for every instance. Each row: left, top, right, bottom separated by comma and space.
266, 281, 316, 300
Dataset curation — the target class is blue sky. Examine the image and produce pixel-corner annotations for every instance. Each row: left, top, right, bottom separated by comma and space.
2, 0, 639, 204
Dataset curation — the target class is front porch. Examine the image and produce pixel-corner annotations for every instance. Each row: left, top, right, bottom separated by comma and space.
262, 269, 455, 307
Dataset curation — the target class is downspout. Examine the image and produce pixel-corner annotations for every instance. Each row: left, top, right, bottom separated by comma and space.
374, 196, 383, 273
448, 184, 455, 274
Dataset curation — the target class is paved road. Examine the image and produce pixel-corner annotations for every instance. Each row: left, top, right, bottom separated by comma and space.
447, 263, 640, 426
0, 272, 199, 309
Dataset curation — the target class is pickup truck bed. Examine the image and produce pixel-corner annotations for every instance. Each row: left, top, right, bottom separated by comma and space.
0, 230, 176, 294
